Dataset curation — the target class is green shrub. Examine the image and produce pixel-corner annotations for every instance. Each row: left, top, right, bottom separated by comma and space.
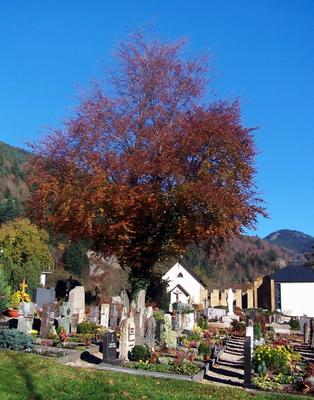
153, 310, 165, 321
197, 317, 208, 330
0, 329, 34, 350
198, 342, 210, 356
253, 374, 283, 392
77, 321, 98, 334
254, 323, 262, 340
130, 345, 151, 361
289, 319, 300, 331
133, 361, 172, 373
172, 359, 200, 375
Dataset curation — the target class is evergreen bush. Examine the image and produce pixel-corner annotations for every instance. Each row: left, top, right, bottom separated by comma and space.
130, 345, 151, 361
77, 321, 98, 334
0, 329, 34, 350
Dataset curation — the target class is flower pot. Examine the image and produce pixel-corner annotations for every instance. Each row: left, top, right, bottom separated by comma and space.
6, 308, 20, 318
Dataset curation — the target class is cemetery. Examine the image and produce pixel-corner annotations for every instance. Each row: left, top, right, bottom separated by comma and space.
1, 273, 314, 397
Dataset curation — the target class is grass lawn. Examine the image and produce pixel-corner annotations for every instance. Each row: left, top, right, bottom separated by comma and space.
0, 351, 306, 400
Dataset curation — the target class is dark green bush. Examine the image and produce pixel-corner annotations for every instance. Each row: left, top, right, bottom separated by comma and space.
0, 329, 34, 350
289, 319, 300, 331
198, 342, 210, 356
254, 323, 262, 340
130, 345, 151, 361
197, 317, 208, 330
77, 321, 98, 334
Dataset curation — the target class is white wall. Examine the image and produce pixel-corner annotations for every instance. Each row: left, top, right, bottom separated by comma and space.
280, 282, 314, 317
162, 262, 204, 304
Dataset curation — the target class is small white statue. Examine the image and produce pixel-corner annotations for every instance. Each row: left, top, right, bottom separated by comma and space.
227, 288, 234, 316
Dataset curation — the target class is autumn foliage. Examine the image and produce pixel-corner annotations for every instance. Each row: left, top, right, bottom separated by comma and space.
28, 33, 265, 277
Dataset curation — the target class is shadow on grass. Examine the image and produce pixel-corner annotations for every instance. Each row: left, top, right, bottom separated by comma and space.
8, 352, 43, 400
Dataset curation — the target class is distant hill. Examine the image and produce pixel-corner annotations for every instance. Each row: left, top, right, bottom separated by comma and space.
0, 141, 29, 199
264, 229, 314, 254
158, 235, 302, 289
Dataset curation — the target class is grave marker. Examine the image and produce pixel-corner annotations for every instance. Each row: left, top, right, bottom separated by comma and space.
103, 331, 117, 363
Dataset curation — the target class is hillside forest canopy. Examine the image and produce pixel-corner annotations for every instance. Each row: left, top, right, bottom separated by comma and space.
28, 32, 266, 290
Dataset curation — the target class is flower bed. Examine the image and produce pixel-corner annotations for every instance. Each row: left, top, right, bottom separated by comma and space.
252, 342, 312, 394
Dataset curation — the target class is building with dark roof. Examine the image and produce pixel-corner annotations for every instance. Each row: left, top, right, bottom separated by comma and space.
255, 264, 314, 317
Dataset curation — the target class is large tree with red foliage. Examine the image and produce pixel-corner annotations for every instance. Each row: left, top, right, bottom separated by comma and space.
28, 33, 265, 283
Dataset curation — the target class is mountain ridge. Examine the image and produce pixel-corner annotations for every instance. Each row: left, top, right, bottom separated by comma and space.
264, 229, 314, 254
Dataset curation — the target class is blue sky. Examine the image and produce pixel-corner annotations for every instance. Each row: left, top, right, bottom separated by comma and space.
0, 1, 313, 238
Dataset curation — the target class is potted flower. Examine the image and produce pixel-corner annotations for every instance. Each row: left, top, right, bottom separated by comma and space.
6, 289, 31, 318
6, 291, 21, 317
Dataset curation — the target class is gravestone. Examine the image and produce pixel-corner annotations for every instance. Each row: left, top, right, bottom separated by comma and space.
69, 286, 85, 323
17, 316, 33, 334
120, 290, 130, 313
60, 316, 71, 335
109, 303, 118, 329
300, 317, 310, 334
145, 316, 156, 348
156, 320, 164, 344
134, 310, 144, 345
19, 302, 35, 317
120, 306, 128, 323
40, 303, 55, 338
100, 304, 110, 328
17, 302, 35, 334
89, 306, 99, 324
103, 331, 117, 363
33, 288, 55, 308
70, 314, 79, 334
135, 292, 146, 344
174, 313, 182, 331
60, 302, 71, 317
181, 312, 195, 331
206, 307, 226, 320
304, 321, 310, 344
119, 317, 135, 360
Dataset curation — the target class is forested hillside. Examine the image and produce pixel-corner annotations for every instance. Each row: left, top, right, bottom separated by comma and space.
179, 235, 304, 289
0, 141, 29, 223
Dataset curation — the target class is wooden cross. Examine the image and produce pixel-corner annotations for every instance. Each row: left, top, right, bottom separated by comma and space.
19, 278, 28, 293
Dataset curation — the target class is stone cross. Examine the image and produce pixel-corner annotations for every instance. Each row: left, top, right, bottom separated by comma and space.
19, 278, 28, 293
